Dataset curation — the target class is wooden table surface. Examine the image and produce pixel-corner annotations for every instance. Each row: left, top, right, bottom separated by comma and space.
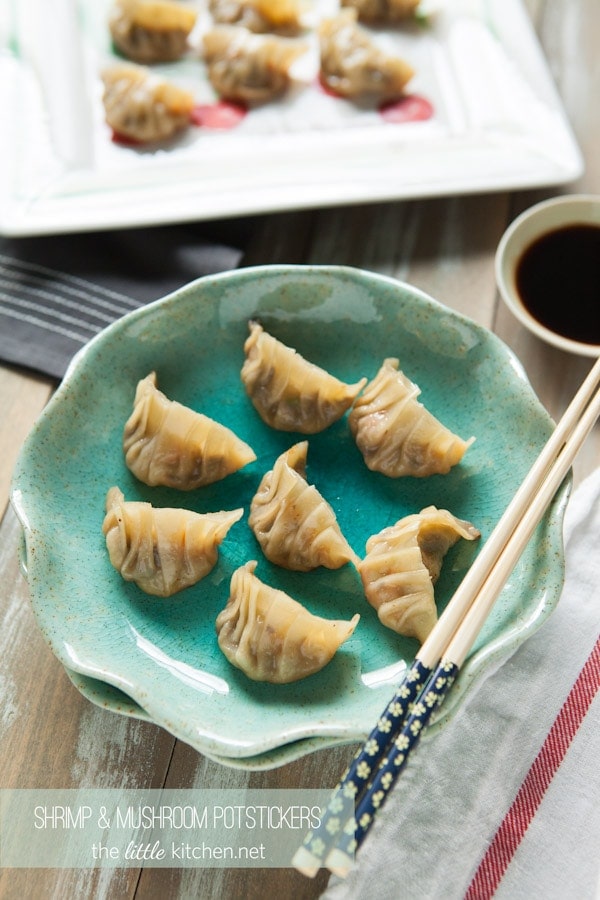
1, 1, 598, 898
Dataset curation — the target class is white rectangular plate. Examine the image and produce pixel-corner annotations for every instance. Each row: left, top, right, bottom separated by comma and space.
0, 0, 583, 236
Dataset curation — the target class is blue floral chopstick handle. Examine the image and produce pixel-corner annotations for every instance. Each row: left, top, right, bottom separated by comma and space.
292, 658, 433, 875
325, 660, 459, 875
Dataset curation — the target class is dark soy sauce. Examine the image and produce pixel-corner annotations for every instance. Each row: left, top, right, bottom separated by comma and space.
515, 224, 600, 345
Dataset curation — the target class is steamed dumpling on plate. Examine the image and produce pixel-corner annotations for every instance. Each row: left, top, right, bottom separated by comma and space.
241, 320, 366, 433
349, 358, 474, 477
249, 441, 360, 571
109, 0, 198, 63
202, 26, 308, 103
318, 9, 414, 101
208, 0, 306, 35
101, 63, 195, 144
358, 506, 480, 642
341, 0, 421, 24
123, 372, 256, 489
103, 487, 243, 597
216, 561, 360, 682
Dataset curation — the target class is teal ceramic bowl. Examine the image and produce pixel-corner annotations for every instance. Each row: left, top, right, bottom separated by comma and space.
11, 265, 568, 767
61, 665, 353, 770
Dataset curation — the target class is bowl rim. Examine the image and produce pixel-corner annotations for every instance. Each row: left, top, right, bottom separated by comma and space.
10, 263, 569, 763
495, 193, 600, 357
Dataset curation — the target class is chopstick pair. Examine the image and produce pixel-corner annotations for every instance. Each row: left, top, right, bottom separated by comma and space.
293, 355, 600, 879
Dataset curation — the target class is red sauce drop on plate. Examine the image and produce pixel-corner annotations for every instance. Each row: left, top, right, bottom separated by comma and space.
316, 79, 434, 123
317, 75, 344, 98
379, 94, 434, 123
191, 102, 248, 129
110, 130, 144, 146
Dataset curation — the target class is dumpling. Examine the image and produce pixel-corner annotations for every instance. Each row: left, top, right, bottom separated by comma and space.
109, 0, 198, 63
349, 358, 474, 477
202, 27, 308, 103
241, 320, 366, 433
123, 372, 256, 489
318, 10, 414, 101
216, 560, 360, 682
208, 0, 305, 35
358, 506, 480, 642
341, 0, 420, 24
101, 64, 194, 144
103, 486, 243, 596
249, 441, 360, 571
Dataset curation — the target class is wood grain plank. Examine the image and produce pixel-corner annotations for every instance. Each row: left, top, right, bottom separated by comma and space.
247, 195, 511, 327
0, 366, 54, 519
0, 506, 176, 900
491, 0, 600, 488
240, 210, 317, 267
135, 741, 359, 899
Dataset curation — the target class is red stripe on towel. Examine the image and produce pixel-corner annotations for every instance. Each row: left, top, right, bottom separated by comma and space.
465, 634, 600, 900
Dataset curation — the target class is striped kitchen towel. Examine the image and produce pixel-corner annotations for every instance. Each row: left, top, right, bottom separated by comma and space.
322, 466, 600, 900
0, 223, 244, 380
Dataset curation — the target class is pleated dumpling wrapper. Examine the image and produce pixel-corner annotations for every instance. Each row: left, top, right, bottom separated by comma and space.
123, 372, 256, 489
101, 64, 194, 144
109, 0, 198, 64
249, 441, 360, 571
202, 27, 308, 104
216, 561, 360, 683
358, 506, 480, 643
103, 487, 243, 597
241, 320, 366, 433
318, 9, 414, 101
349, 358, 474, 477
341, 0, 420, 25
208, 0, 306, 35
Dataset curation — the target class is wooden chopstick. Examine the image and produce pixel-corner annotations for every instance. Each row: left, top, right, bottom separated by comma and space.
292, 656, 433, 876
444, 366, 600, 668
418, 354, 600, 669
293, 357, 600, 879
326, 364, 600, 876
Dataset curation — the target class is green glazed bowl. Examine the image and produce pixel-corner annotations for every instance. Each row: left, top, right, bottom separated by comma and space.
11, 265, 568, 766
61, 665, 354, 770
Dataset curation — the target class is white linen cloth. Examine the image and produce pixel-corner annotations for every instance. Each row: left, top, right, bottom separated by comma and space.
322, 467, 600, 900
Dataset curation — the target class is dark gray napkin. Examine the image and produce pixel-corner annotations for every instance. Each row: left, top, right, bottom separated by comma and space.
0, 224, 245, 380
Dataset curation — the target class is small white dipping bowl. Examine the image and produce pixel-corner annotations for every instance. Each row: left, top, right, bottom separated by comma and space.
495, 194, 600, 356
